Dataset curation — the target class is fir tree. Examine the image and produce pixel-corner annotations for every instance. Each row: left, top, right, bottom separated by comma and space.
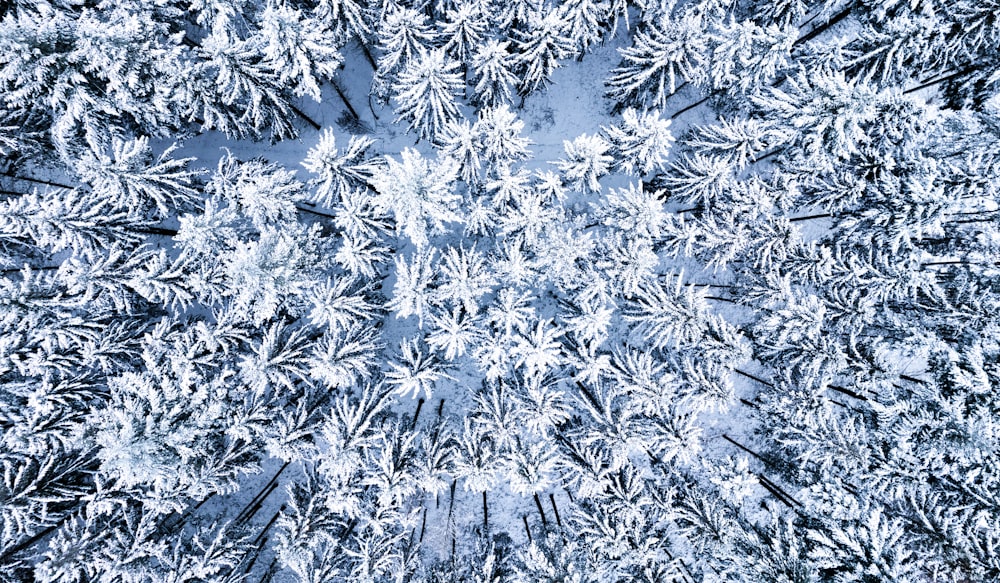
557, 0, 610, 57
258, 1, 344, 101
392, 48, 465, 142
181, 28, 298, 141
314, 0, 372, 42
555, 133, 613, 193
301, 130, 382, 208
439, 3, 487, 69
513, 10, 574, 98
602, 107, 675, 176
471, 38, 519, 107
376, 3, 437, 77
368, 148, 461, 249
606, 13, 709, 108
478, 104, 534, 167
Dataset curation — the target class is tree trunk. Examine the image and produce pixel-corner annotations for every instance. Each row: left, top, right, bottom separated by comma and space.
289, 103, 321, 130
548, 494, 561, 528
1, 172, 76, 190
705, 295, 739, 304
533, 492, 548, 528
331, 81, 361, 120
295, 204, 340, 221
733, 368, 775, 387
721, 434, 767, 463
904, 63, 981, 94
757, 475, 802, 508
788, 213, 833, 222
827, 384, 868, 401
241, 505, 286, 576
0, 512, 74, 562
522, 516, 532, 543
671, 94, 710, 120
411, 398, 425, 431
137, 227, 179, 237
482, 491, 488, 529
447, 479, 457, 519
792, 4, 854, 48
234, 461, 290, 525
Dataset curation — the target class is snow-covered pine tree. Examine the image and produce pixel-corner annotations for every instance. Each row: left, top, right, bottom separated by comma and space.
386, 337, 452, 399
494, 183, 550, 244
301, 130, 382, 208
439, 2, 487, 76
427, 305, 483, 360
683, 116, 787, 170
555, 133, 613, 193
435, 244, 496, 315
754, 68, 882, 168
707, 18, 795, 94
375, 2, 437, 78
606, 11, 709, 109
180, 28, 298, 141
471, 38, 519, 107
453, 417, 500, 494
0, 187, 152, 259
368, 148, 462, 248
602, 107, 675, 176
491, 165, 539, 218
257, 1, 344, 101
594, 181, 668, 240
490, 0, 544, 31
623, 272, 714, 350
72, 137, 201, 217
386, 248, 438, 326
439, 118, 484, 185
595, 233, 659, 298
486, 286, 536, 340
513, 318, 565, 379
313, 0, 372, 42
0, 9, 182, 156
505, 438, 558, 497
557, 0, 610, 58
308, 320, 381, 389
513, 9, 574, 99
392, 48, 465, 142
478, 104, 534, 167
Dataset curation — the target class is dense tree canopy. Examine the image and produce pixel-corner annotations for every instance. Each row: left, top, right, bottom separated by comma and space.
1, 0, 998, 582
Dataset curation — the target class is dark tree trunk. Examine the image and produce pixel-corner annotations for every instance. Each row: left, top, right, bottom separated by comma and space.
331, 81, 361, 120
234, 461, 290, 525
241, 505, 285, 576
411, 398, 425, 430
289, 103, 321, 130
671, 94, 710, 120
1, 173, 76, 190
533, 492, 548, 528
792, 4, 854, 48
733, 369, 775, 387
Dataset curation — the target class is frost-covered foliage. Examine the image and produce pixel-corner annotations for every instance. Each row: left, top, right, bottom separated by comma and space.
393, 48, 464, 142
368, 148, 461, 249
603, 107, 674, 176
2, 0, 999, 581
555, 133, 613, 192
